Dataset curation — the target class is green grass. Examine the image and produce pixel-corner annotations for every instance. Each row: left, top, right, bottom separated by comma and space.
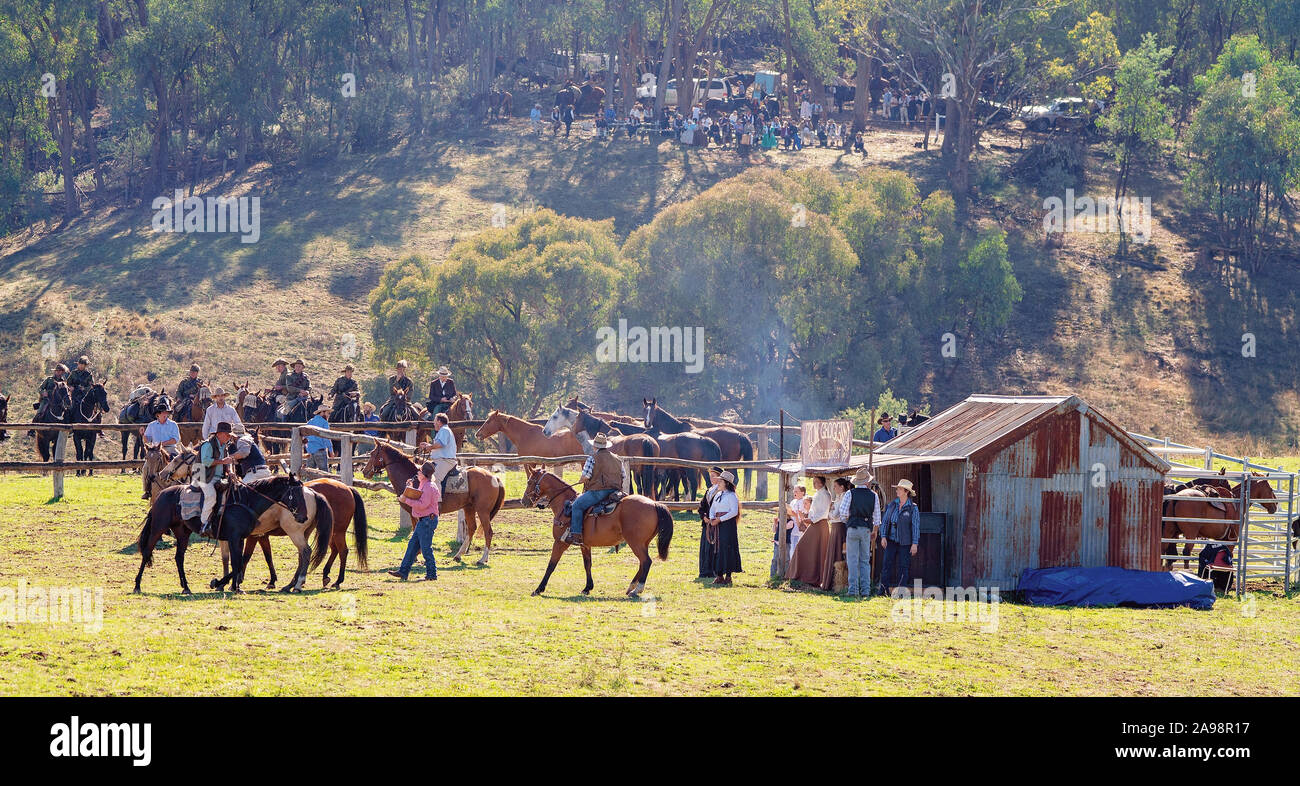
2, 474, 1298, 696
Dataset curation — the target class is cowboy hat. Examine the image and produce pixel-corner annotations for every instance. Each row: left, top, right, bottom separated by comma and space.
342, 363, 355, 372
894, 478, 915, 494
852, 468, 874, 485
437, 366, 451, 377
216, 421, 233, 434
212, 387, 227, 397
719, 470, 736, 484
877, 413, 893, 424
315, 403, 331, 414
292, 359, 305, 367
232, 422, 247, 435
189, 363, 201, 372
155, 403, 172, 413
590, 433, 612, 449
272, 358, 288, 367
54, 363, 68, 373
395, 359, 409, 369
77, 355, 89, 365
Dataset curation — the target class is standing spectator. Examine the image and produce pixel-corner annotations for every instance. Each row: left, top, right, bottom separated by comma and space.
358, 402, 380, 455
873, 413, 898, 443
561, 103, 575, 138
201, 387, 242, 440
879, 479, 921, 596
835, 468, 882, 598
697, 466, 723, 579
305, 404, 333, 471
707, 471, 743, 585
881, 87, 893, 118
388, 461, 441, 582
530, 103, 543, 135
550, 105, 561, 135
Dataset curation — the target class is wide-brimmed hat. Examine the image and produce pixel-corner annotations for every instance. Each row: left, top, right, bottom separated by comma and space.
215, 421, 233, 434
189, 363, 201, 373
894, 479, 915, 494
590, 433, 612, 449
852, 468, 874, 485
55, 363, 68, 373
315, 403, 330, 414
395, 360, 408, 369
719, 470, 736, 484
212, 387, 227, 397
877, 413, 893, 424
155, 403, 172, 413
232, 422, 247, 435
291, 359, 305, 368
77, 355, 89, 365
437, 366, 451, 377
362, 402, 375, 412
342, 363, 355, 373
272, 358, 288, 367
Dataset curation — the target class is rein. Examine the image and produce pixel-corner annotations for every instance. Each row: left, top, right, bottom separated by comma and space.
527, 472, 579, 509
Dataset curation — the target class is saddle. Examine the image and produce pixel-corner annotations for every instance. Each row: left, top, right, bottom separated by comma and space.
561, 490, 627, 521
442, 466, 468, 495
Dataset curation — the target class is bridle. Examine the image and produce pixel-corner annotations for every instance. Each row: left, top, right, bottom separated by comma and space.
233, 476, 308, 522
523, 470, 578, 509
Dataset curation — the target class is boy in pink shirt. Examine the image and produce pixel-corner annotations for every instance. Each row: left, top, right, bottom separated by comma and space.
389, 461, 442, 581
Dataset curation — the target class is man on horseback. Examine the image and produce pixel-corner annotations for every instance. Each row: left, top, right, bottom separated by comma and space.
564, 433, 625, 546
34, 362, 69, 422
228, 424, 272, 482
67, 356, 94, 400
196, 421, 237, 537
418, 412, 458, 490
379, 360, 414, 421
177, 363, 202, 411
426, 366, 456, 416
328, 363, 360, 421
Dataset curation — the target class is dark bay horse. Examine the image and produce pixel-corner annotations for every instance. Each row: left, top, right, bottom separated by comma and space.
71, 382, 110, 475
34, 381, 72, 462
542, 404, 660, 497
134, 475, 313, 595
117, 392, 162, 461
522, 467, 672, 597
644, 398, 752, 493
361, 443, 505, 566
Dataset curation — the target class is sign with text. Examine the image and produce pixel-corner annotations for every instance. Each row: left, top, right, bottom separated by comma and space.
800, 419, 853, 469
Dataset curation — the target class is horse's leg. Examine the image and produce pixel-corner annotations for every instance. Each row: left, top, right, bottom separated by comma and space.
579, 544, 594, 595
174, 528, 193, 595
625, 532, 652, 597
532, 539, 569, 596
134, 523, 165, 594
477, 506, 494, 566
260, 537, 277, 588
220, 539, 231, 580
282, 528, 310, 593
453, 508, 474, 563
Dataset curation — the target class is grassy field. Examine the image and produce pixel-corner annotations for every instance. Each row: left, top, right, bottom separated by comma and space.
1, 473, 1297, 696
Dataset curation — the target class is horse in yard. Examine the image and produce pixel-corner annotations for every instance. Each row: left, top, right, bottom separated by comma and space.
542, 404, 660, 497
564, 395, 622, 422
236, 383, 277, 426
134, 474, 318, 595
644, 398, 752, 495
174, 385, 210, 445
1161, 474, 1276, 570
476, 410, 582, 456
71, 382, 110, 475
229, 477, 369, 590
521, 467, 672, 597
34, 381, 72, 462
141, 443, 196, 502
362, 442, 505, 565
117, 390, 161, 461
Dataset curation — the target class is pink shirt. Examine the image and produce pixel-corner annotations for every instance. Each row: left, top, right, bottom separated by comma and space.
407, 474, 441, 518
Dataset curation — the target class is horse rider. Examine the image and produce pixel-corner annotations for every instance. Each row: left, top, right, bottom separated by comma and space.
379, 360, 414, 421
141, 403, 181, 498
426, 366, 456, 416
197, 421, 237, 537
564, 432, 625, 546
31, 362, 69, 433
228, 424, 272, 483
417, 412, 458, 490
273, 358, 311, 420
270, 357, 290, 400
328, 363, 360, 421
67, 356, 94, 401
177, 363, 202, 409
202, 387, 242, 439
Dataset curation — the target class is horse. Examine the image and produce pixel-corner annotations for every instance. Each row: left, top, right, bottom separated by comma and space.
236, 383, 277, 426
542, 404, 660, 497
644, 398, 741, 497
117, 391, 160, 461
71, 382, 110, 475
476, 410, 582, 456
278, 391, 323, 425
134, 474, 314, 595
521, 467, 673, 597
684, 424, 753, 495
1163, 485, 1242, 570
142, 442, 197, 502
652, 432, 721, 501
34, 381, 72, 462
487, 88, 513, 120
361, 442, 506, 566
0, 392, 9, 442
443, 393, 475, 450
212, 476, 336, 593
380, 391, 423, 440
564, 395, 622, 422
230, 477, 369, 590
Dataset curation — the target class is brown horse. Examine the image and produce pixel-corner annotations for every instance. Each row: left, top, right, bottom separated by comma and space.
521, 467, 672, 597
476, 410, 582, 456
1160, 473, 1277, 571
421, 392, 475, 448
542, 404, 660, 497
141, 443, 197, 501
175, 386, 209, 445
565, 395, 622, 422
212, 478, 334, 593
361, 442, 506, 565
227, 477, 370, 589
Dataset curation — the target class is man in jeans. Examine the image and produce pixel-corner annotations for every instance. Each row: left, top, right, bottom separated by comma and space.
834, 467, 881, 597
305, 404, 333, 470
389, 461, 441, 581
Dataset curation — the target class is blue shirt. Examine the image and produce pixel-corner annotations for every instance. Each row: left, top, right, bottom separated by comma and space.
873, 426, 898, 442
363, 413, 380, 437
429, 424, 456, 458
144, 419, 181, 445
881, 498, 921, 545
200, 439, 226, 481
305, 414, 332, 454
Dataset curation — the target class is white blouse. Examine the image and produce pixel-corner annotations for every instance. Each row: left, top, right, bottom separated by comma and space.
808, 488, 832, 522
709, 489, 739, 521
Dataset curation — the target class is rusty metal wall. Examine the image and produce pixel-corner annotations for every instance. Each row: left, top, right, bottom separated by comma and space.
963, 409, 1164, 588
871, 459, 965, 586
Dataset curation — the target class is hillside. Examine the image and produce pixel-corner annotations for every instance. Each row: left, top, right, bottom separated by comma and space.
1, 114, 1297, 458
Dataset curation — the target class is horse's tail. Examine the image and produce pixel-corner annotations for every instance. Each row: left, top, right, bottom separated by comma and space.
739, 435, 754, 494
137, 513, 155, 568
350, 488, 369, 571
655, 503, 673, 561
308, 492, 334, 570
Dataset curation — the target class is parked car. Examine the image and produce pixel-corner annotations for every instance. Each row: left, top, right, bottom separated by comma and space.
663, 78, 730, 105
1019, 97, 1095, 131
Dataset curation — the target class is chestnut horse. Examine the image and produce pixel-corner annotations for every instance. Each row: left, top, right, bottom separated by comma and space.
521, 467, 673, 597
361, 443, 506, 565
226, 477, 369, 589
476, 410, 582, 456
542, 404, 660, 497
1162, 475, 1276, 570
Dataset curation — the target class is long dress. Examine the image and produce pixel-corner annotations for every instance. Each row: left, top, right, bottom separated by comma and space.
714, 516, 743, 575
788, 519, 829, 585
697, 490, 718, 578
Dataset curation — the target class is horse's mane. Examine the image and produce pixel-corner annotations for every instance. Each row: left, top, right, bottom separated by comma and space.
249, 474, 298, 494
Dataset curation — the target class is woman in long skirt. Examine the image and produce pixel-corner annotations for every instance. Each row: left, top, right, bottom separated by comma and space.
708, 471, 744, 585
697, 466, 722, 578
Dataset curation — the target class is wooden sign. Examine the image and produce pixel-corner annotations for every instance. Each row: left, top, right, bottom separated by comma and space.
800, 420, 853, 469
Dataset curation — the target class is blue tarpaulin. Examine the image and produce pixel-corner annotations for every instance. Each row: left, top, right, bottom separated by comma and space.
1018, 566, 1216, 609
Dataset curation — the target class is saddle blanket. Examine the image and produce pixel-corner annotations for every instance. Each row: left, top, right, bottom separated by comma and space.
443, 469, 468, 495
561, 491, 627, 520
178, 486, 203, 520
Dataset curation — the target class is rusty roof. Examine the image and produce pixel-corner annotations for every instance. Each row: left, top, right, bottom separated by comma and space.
875, 394, 1169, 470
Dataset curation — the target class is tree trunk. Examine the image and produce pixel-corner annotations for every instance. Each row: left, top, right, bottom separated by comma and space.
854, 51, 869, 132
654, 0, 682, 118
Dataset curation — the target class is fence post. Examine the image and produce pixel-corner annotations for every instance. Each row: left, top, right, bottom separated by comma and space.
405, 428, 418, 450
400, 426, 415, 532
755, 430, 769, 500
290, 427, 302, 475
1236, 470, 1250, 600
340, 435, 353, 485
52, 429, 67, 499
1204, 445, 1212, 470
